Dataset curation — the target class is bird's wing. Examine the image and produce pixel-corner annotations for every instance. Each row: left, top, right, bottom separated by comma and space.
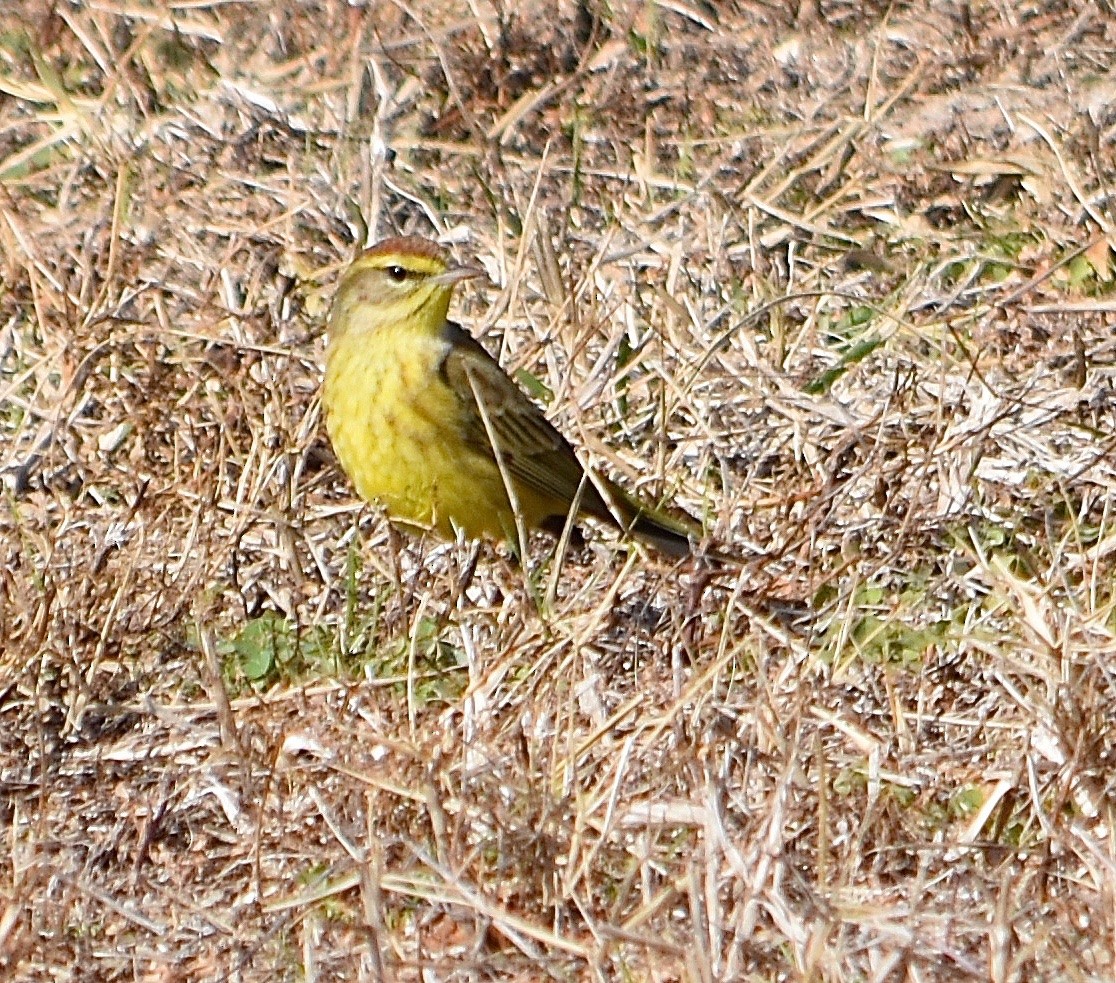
439, 321, 721, 560
439, 321, 602, 514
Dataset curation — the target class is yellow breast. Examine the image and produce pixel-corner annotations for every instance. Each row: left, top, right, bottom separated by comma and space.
323, 322, 522, 540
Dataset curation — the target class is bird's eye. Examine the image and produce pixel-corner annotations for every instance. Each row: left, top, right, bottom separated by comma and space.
385, 265, 407, 282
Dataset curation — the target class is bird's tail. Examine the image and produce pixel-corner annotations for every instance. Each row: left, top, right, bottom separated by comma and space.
595, 480, 741, 565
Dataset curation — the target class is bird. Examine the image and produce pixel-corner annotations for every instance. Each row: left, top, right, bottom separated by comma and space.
322, 234, 725, 560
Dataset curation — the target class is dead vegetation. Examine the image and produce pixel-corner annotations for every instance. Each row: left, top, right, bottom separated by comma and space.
3, 0, 1116, 979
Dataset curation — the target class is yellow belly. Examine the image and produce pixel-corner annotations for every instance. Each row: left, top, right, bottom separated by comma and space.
324, 324, 544, 541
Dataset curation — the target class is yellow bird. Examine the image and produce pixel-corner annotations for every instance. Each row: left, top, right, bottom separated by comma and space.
323, 235, 720, 559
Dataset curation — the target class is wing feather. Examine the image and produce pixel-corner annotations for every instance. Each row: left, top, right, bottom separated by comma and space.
439, 322, 605, 514
438, 321, 711, 558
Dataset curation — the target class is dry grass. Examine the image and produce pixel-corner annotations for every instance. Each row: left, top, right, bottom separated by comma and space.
3, 1, 1116, 979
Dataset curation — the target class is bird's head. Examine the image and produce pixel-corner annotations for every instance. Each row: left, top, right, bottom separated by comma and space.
328, 236, 482, 340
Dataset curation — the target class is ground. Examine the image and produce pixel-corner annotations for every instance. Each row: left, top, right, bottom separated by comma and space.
3, 1, 1116, 980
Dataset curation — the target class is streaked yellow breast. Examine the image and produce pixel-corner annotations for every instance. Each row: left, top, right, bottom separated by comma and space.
324, 321, 528, 540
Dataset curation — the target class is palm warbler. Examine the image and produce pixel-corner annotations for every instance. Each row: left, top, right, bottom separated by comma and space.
323, 235, 718, 558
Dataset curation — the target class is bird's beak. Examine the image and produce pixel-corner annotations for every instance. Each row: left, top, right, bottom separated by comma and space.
434, 265, 485, 286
